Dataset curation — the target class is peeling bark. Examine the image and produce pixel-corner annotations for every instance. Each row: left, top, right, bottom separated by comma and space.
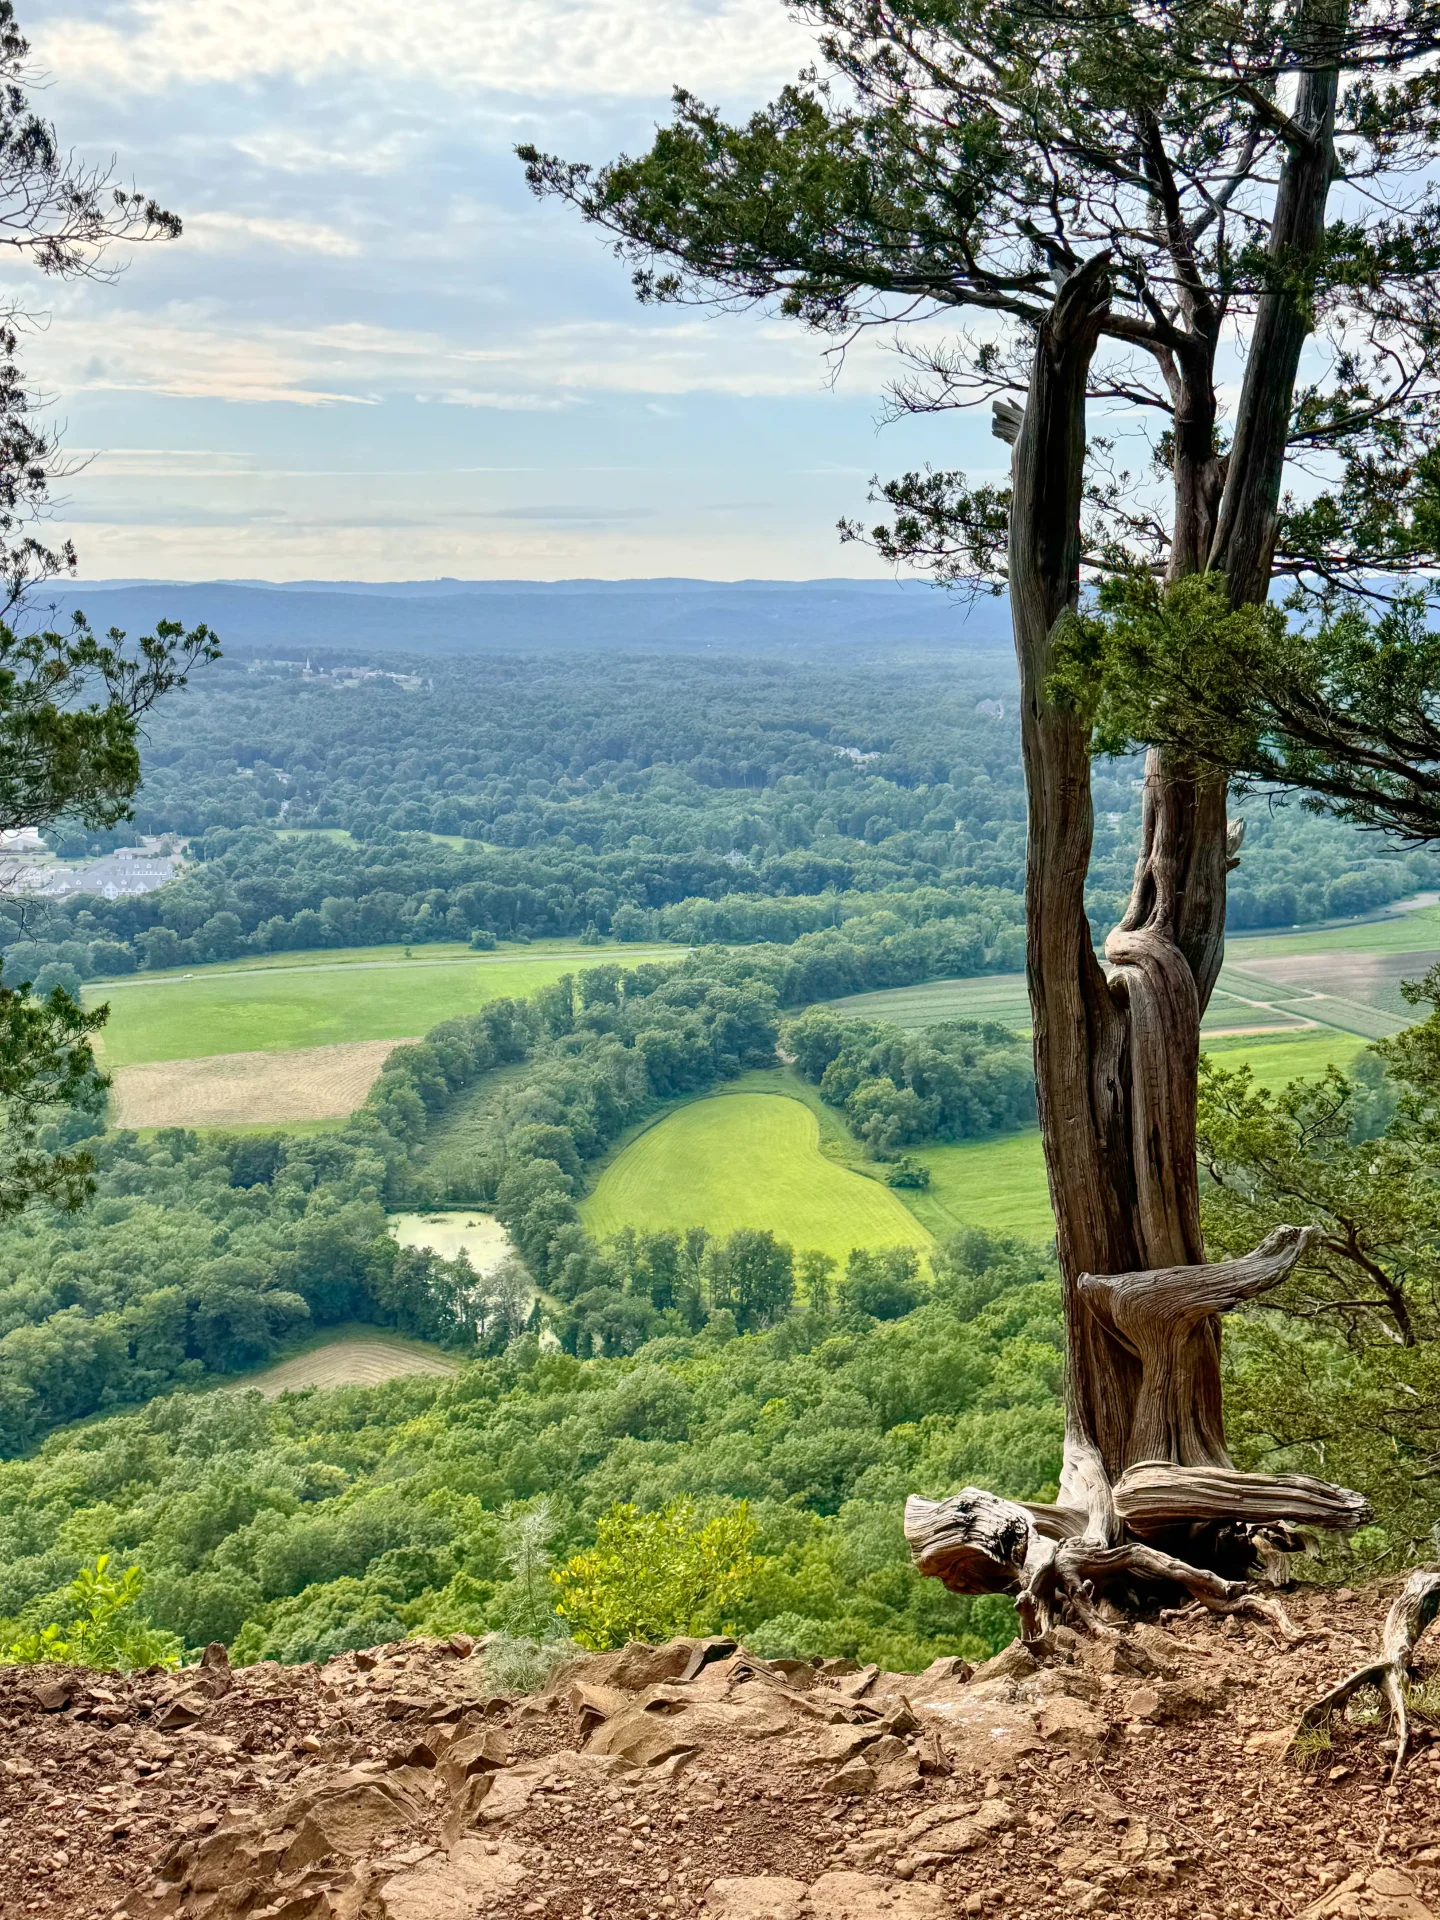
1002, 255, 1242, 1495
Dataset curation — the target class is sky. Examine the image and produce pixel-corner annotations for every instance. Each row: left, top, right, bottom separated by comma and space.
6, 0, 1005, 582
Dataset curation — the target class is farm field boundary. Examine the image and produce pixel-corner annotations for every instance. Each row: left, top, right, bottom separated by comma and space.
580, 1089, 933, 1263
89, 953, 594, 1067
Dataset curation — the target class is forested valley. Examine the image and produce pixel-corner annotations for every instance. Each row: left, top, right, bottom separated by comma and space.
0, 639, 1436, 1677
6, 646, 1435, 1004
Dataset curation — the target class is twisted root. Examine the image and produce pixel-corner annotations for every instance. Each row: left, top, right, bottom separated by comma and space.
1293, 1567, 1440, 1781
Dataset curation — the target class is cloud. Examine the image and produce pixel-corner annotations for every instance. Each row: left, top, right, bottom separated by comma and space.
230, 127, 423, 176
27, 304, 884, 409
184, 211, 362, 256
37, 0, 813, 100
476, 504, 655, 521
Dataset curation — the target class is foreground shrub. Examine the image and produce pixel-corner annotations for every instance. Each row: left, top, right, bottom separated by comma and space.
0, 1556, 181, 1670
552, 1499, 760, 1649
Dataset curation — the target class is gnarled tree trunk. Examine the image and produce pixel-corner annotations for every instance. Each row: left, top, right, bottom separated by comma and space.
1001, 252, 1239, 1504
905, 237, 1368, 1625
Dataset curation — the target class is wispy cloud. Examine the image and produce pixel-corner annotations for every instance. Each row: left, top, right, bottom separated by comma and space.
29, 307, 885, 409
37, 0, 813, 99
184, 211, 362, 257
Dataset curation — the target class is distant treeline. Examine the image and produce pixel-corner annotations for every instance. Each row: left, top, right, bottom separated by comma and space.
11, 648, 1434, 986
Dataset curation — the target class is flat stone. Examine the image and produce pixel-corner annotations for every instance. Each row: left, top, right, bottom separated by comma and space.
1126, 1678, 1223, 1724
1301, 1869, 1438, 1920
824, 1757, 877, 1797
804, 1871, 952, 1917
706, 1877, 809, 1920
1035, 1695, 1111, 1752
806, 1724, 882, 1768
912, 1798, 1015, 1858
969, 1641, 1038, 1685
381, 1837, 529, 1919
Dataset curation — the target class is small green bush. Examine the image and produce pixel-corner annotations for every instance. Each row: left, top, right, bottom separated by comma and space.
552, 1499, 760, 1649
0, 1556, 182, 1671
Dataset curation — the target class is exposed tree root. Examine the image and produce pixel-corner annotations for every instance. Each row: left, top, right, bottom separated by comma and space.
1293, 1566, 1440, 1781
905, 1227, 1373, 1647
1159, 1591, 1304, 1644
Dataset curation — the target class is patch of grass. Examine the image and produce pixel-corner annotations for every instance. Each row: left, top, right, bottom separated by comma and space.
818, 1030, 1371, 1248
903, 1132, 1055, 1244
1199, 1031, 1369, 1086
87, 956, 587, 1067
822, 973, 1033, 1030
1288, 1721, 1334, 1769
131, 1117, 347, 1141
1227, 903, 1440, 959
579, 1090, 933, 1263
93, 937, 681, 985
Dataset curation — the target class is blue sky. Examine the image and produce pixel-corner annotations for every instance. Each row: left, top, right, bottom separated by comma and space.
10, 0, 1004, 581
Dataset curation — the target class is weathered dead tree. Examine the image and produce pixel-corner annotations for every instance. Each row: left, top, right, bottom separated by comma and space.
902, 256, 1370, 1636
1293, 1568, 1440, 1779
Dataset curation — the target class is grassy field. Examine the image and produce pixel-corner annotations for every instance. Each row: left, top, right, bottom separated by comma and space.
87, 950, 676, 1068
579, 1021, 1379, 1256
1227, 901, 1440, 958
580, 1090, 933, 1262
907, 1028, 1370, 1244
1200, 1029, 1369, 1083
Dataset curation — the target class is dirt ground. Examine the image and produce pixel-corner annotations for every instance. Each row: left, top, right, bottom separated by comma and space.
110, 1038, 418, 1129
1, 1582, 1437, 1920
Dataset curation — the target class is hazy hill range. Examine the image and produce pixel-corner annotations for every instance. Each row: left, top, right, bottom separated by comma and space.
38, 578, 1015, 658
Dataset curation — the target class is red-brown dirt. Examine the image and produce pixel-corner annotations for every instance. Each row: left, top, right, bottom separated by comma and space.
0, 1583, 1437, 1920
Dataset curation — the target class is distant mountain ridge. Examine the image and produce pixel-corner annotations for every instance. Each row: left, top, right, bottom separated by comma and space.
36, 577, 1015, 658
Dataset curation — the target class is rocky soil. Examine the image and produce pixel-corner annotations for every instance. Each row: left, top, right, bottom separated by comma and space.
0, 1583, 1438, 1920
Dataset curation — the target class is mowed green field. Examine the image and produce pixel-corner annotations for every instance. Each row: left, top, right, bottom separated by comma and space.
580, 1092, 933, 1262
899, 1031, 1373, 1242
89, 953, 597, 1068
582, 1027, 1378, 1254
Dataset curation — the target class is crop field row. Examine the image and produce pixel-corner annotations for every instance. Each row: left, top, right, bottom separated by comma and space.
232, 1327, 461, 1398
823, 918, 1437, 1044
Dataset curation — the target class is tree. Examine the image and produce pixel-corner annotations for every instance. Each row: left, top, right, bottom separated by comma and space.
1196, 1049, 1440, 1564
520, 0, 1429, 1632
551, 1498, 761, 1648
0, 1, 216, 1213
705, 1228, 795, 1329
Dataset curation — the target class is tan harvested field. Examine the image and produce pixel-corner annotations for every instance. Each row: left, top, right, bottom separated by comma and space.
111, 1036, 418, 1128
236, 1333, 461, 1398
